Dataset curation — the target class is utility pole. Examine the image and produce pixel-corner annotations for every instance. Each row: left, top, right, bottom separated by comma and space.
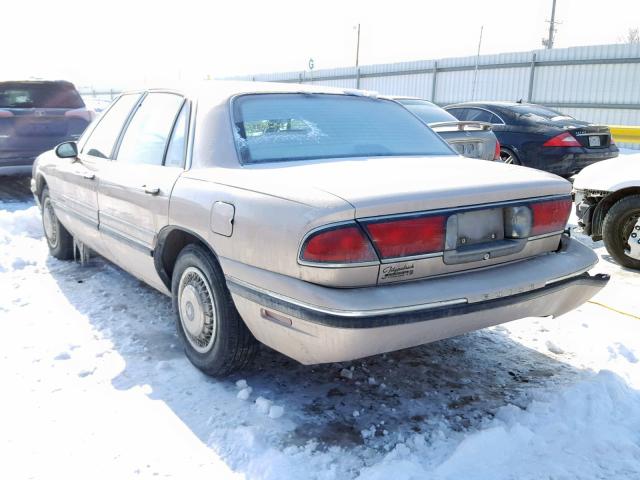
545, 0, 557, 49
355, 23, 361, 67
472, 25, 484, 101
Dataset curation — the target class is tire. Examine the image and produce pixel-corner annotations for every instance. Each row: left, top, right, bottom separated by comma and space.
171, 244, 258, 376
41, 186, 74, 260
602, 195, 640, 270
499, 147, 521, 165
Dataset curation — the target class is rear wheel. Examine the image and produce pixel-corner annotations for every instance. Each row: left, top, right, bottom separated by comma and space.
499, 147, 521, 165
41, 186, 74, 260
172, 244, 258, 376
602, 195, 640, 270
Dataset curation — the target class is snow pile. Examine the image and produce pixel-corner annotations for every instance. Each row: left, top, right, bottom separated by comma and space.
1, 166, 640, 480
357, 371, 640, 479
0, 205, 45, 272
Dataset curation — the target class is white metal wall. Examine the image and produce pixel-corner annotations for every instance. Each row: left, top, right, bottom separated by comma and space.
227, 43, 640, 148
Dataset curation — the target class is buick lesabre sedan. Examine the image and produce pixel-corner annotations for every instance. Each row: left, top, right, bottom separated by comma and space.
31, 82, 609, 376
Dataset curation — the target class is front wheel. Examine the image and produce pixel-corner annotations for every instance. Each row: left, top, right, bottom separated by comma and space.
602, 195, 640, 270
41, 186, 74, 260
171, 244, 258, 376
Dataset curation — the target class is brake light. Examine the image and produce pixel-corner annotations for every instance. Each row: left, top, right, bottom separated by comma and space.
543, 132, 580, 147
301, 224, 377, 263
0, 110, 14, 118
364, 216, 446, 259
531, 198, 572, 236
65, 108, 94, 122
494, 140, 501, 161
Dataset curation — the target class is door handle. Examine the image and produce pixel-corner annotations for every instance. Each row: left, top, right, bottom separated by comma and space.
74, 170, 95, 180
143, 185, 160, 195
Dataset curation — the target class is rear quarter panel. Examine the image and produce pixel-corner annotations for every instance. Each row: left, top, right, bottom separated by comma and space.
168, 174, 380, 287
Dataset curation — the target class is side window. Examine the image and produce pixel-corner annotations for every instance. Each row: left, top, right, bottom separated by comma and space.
82, 94, 140, 159
164, 103, 189, 168
466, 108, 494, 123
116, 93, 184, 166
446, 108, 467, 120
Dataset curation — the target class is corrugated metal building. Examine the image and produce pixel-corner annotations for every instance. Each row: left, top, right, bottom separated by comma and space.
228, 44, 640, 148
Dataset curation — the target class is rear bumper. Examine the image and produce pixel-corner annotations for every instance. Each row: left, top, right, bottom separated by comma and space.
0, 165, 33, 176
0, 151, 37, 175
531, 147, 618, 176
223, 236, 608, 364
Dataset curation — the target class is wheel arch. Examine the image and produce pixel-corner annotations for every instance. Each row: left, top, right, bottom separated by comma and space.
35, 173, 49, 202
499, 144, 522, 163
154, 226, 221, 290
591, 187, 640, 240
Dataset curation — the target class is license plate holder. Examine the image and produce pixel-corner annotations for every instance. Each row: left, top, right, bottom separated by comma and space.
448, 208, 505, 248
588, 136, 601, 147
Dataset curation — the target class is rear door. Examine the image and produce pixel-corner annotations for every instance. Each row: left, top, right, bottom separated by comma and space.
51, 93, 141, 251
97, 92, 188, 291
0, 81, 91, 167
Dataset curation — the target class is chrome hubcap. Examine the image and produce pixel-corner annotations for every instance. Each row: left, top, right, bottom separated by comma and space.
500, 151, 514, 164
178, 267, 216, 353
624, 215, 640, 260
43, 199, 58, 248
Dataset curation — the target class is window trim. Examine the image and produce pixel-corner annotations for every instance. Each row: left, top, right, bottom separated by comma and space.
228, 92, 456, 166
446, 106, 506, 126
80, 92, 143, 159
162, 99, 190, 168
111, 91, 187, 167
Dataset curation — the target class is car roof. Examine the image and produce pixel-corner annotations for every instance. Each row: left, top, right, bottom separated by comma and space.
0, 79, 76, 86
391, 96, 438, 105
119, 80, 376, 106
445, 101, 531, 109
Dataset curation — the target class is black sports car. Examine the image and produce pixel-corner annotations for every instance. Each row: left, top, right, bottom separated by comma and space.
444, 102, 618, 176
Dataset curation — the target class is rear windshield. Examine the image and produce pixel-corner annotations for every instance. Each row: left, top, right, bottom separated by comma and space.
232, 93, 454, 164
511, 105, 573, 122
396, 99, 457, 123
0, 82, 85, 109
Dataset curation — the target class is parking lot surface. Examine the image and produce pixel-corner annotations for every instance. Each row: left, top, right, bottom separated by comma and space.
0, 170, 638, 479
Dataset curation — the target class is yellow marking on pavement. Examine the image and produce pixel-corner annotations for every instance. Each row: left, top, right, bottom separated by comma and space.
587, 300, 640, 320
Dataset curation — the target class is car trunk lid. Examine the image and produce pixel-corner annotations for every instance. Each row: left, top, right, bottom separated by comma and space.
566, 124, 612, 149
428, 121, 497, 160
289, 155, 571, 218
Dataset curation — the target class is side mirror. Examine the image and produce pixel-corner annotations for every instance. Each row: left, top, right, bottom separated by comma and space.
55, 141, 78, 158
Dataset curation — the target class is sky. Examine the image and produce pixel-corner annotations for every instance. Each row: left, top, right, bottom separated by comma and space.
3, 0, 639, 90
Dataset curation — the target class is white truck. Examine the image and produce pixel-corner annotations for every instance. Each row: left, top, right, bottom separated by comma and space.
574, 153, 640, 270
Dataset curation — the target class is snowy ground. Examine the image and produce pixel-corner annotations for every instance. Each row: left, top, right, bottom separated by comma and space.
1, 165, 639, 479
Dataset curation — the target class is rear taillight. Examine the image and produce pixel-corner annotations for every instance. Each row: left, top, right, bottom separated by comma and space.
300, 224, 377, 264
530, 198, 572, 236
364, 216, 446, 259
65, 108, 94, 122
494, 140, 501, 161
543, 132, 580, 147
0, 110, 14, 118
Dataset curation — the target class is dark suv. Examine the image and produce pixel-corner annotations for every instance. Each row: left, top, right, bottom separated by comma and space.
0, 80, 93, 176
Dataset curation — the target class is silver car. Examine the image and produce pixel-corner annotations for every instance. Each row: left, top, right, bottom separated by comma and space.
31, 81, 608, 376
393, 97, 499, 161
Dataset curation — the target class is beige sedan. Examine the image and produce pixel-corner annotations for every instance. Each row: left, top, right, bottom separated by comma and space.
31, 81, 608, 376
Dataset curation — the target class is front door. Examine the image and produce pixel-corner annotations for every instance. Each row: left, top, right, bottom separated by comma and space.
52, 93, 142, 253
97, 92, 189, 293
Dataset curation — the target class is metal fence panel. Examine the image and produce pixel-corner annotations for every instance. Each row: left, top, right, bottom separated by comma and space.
80, 44, 640, 148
